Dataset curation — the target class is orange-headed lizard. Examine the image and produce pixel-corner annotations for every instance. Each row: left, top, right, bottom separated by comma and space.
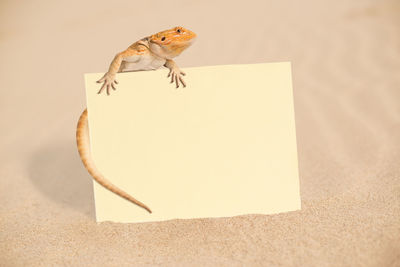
76, 27, 197, 214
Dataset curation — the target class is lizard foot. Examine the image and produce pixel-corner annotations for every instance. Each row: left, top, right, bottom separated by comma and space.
167, 68, 186, 88
97, 74, 118, 95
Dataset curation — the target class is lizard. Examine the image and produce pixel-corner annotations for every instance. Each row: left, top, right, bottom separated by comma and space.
76, 26, 197, 214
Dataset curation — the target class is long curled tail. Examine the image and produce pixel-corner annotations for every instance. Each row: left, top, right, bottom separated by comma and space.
76, 109, 152, 213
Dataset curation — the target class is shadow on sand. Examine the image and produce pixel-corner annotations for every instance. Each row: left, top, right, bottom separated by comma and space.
28, 139, 96, 219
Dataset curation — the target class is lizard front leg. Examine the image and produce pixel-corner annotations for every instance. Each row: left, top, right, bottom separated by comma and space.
96, 53, 122, 95
164, 59, 186, 88
97, 48, 141, 95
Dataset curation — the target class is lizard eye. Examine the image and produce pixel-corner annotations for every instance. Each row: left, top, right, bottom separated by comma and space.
177, 29, 181, 33
161, 36, 166, 41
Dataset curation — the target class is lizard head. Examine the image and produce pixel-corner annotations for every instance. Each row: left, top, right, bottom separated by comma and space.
149, 26, 196, 59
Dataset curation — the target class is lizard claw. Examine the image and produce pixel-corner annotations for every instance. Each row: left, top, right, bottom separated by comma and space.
96, 77, 105, 83
168, 67, 186, 88
97, 73, 118, 95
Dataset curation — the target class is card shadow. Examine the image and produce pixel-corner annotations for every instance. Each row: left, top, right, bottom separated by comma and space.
28, 139, 96, 219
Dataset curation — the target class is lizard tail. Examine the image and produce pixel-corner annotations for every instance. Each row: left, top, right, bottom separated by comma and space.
76, 109, 152, 214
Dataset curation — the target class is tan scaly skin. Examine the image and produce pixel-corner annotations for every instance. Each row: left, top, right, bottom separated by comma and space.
76, 27, 196, 214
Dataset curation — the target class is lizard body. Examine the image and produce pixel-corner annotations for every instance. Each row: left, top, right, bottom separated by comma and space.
76, 27, 196, 214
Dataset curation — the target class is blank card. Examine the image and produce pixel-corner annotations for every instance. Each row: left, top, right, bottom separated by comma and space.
84, 62, 300, 223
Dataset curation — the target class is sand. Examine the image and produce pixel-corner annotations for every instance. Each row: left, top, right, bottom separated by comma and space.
0, 0, 399, 266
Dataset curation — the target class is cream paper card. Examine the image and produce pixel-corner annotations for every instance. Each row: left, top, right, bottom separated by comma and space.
84, 62, 300, 223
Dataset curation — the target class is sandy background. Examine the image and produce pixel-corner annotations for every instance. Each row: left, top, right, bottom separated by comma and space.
0, 0, 399, 266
